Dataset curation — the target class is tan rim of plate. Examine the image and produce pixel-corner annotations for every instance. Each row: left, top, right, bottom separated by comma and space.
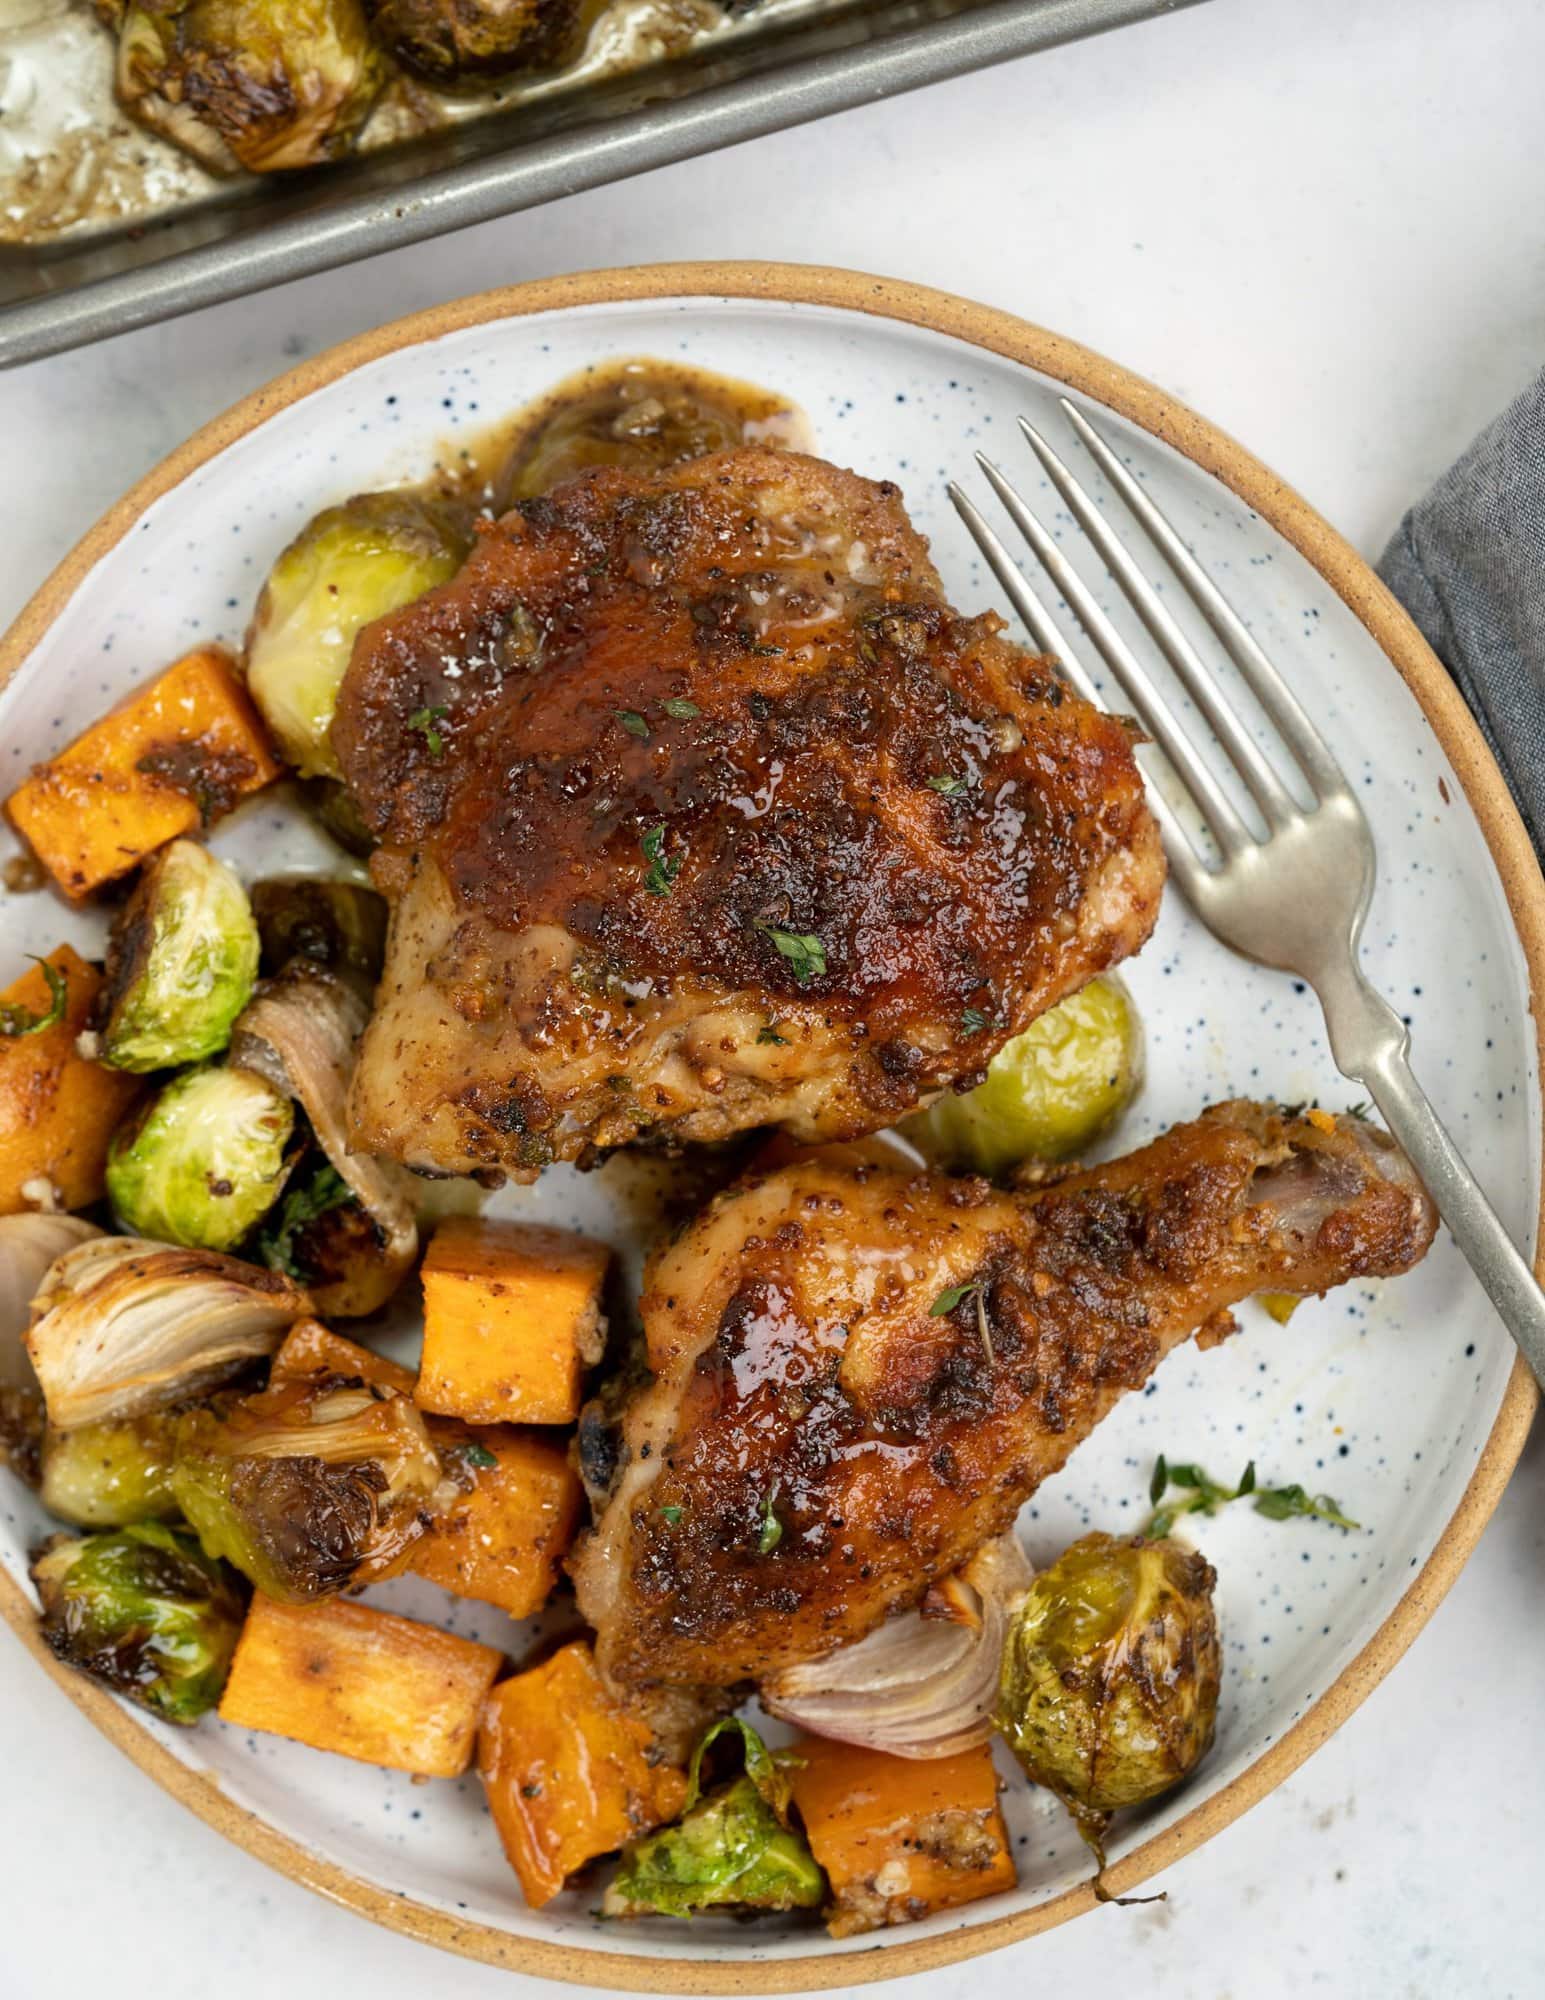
0, 263, 1539, 1992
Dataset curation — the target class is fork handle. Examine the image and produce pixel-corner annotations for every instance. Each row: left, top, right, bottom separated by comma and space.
1319, 973, 1545, 1386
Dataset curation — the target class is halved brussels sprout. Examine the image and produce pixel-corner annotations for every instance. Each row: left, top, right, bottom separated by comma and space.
906, 976, 1143, 1176
245, 493, 471, 779
605, 1717, 825, 1920
40, 1414, 180, 1528
94, 840, 259, 1073
250, 876, 387, 983
171, 1373, 444, 1601
106, 1065, 294, 1252
31, 1521, 244, 1724
298, 778, 376, 860
500, 369, 765, 503
996, 1532, 1220, 1856
114, 0, 387, 174
366, 0, 578, 83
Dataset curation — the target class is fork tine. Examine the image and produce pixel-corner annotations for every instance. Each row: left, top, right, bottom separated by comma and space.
1058, 399, 1351, 802
948, 480, 1199, 878
947, 482, 1094, 695
973, 450, 1254, 861
1018, 416, 1301, 830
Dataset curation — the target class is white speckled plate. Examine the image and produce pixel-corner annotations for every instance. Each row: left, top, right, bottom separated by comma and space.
0, 268, 1538, 1992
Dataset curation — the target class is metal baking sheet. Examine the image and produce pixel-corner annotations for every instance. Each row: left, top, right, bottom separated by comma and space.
0, 0, 1203, 367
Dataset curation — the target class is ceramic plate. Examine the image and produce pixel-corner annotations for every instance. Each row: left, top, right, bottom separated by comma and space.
0, 267, 1537, 1991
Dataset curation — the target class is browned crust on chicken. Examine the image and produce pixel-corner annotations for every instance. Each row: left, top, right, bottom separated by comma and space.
334, 448, 1162, 1176
571, 1104, 1436, 1688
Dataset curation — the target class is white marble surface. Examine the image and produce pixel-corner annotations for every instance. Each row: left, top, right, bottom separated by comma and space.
1, 0, 1542, 1993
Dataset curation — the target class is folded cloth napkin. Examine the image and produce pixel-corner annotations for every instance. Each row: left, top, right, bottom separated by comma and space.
1379, 367, 1545, 846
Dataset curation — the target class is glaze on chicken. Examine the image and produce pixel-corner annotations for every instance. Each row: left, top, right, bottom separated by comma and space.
332, 448, 1163, 1178
570, 1105, 1436, 1688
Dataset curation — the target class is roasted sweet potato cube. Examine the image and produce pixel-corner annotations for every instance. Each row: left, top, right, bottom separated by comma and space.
478, 1638, 688, 1907
417, 1218, 608, 1425
6, 647, 280, 898
788, 1736, 1016, 1936
409, 1427, 581, 1618
218, 1595, 501, 1777
0, 945, 143, 1214
269, 1318, 417, 1396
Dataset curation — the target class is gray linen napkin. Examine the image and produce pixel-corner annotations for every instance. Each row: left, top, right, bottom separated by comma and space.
1378, 367, 1545, 845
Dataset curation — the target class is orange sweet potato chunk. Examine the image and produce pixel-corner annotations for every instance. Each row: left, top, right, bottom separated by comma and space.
0, 945, 143, 1214
6, 646, 279, 898
417, 1217, 608, 1425
218, 1595, 502, 1777
788, 1737, 1017, 1936
409, 1428, 582, 1618
478, 1639, 688, 1907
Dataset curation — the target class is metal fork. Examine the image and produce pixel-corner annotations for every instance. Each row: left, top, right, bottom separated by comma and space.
951, 401, 1545, 1386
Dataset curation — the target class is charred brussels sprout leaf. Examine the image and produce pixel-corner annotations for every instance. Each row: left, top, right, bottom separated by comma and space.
245, 492, 471, 778
96, 840, 259, 1072
31, 1521, 244, 1724
605, 1717, 824, 1919
170, 1374, 442, 1601
115, 0, 387, 174
106, 1064, 294, 1251
907, 975, 1143, 1175
250, 876, 387, 982
997, 1532, 1220, 1864
40, 1414, 180, 1528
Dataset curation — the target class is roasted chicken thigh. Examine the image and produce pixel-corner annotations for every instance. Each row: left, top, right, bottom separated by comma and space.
571, 1104, 1436, 1688
332, 448, 1162, 1178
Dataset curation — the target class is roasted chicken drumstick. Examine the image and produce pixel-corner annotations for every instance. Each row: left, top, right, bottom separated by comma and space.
572, 1103, 1436, 1688
332, 448, 1162, 1177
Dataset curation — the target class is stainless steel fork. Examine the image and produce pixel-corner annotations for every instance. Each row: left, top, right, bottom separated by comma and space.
952, 400, 1545, 1386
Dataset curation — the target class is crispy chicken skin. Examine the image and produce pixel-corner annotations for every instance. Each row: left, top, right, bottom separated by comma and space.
332, 448, 1162, 1177
571, 1104, 1436, 1688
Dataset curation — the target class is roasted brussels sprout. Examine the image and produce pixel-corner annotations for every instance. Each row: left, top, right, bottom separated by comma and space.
106, 1064, 294, 1252
500, 367, 772, 503
40, 1414, 180, 1528
250, 876, 387, 983
114, 0, 387, 174
997, 1532, 1220, 1856
367, 0, 578, 83
907, 976, 1143, 1176
605, 1717, 825, 1919
30, 1521, 244, 1724
170, 1373, 443, 1601
298, 777, 376, 860
94, 840, 259, 1073
245, 493, 471, 778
